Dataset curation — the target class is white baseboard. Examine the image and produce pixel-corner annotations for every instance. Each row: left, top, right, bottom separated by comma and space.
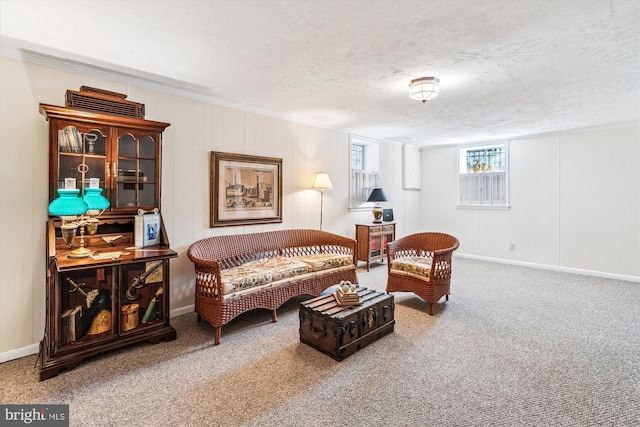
0, 306, 196, 364
171, 304, 195, 318
455, 252, 640, 283
0, 343, 39, 364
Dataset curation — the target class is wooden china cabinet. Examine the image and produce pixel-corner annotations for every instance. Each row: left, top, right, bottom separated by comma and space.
38, 87, 177, 380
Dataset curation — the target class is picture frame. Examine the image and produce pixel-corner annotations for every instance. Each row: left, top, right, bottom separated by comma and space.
134, 212, 161, 248
210, 151, 283, 227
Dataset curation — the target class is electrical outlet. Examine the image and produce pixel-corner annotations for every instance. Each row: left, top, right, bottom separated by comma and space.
509, 243, 515, 251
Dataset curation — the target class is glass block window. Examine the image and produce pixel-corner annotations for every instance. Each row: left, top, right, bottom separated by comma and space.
351, 143, 365, 170
458, 143, 509, 207
463, 146, 506, 173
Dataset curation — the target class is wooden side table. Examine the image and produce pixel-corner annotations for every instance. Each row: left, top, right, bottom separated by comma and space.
355, 222, 396, 271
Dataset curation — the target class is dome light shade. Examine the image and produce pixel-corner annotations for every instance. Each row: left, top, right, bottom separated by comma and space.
409, 77, 440, 103
48, 189, 88, 216
83, 187, 110, 211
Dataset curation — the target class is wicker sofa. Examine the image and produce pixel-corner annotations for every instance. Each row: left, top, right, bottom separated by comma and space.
187, 229, 358, 344
386, 232, 459, 315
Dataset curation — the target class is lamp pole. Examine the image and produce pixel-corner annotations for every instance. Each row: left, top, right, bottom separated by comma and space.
319, 189, 325, 230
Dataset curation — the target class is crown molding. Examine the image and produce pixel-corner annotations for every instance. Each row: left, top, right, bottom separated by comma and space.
0, 36, 331, 131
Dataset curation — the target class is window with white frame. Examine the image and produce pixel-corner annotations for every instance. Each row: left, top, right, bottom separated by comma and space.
350, 135, 380, 210
457, 143, 509, 207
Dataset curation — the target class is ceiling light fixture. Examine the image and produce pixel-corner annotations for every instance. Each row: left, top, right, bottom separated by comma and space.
409, 77, 440, 103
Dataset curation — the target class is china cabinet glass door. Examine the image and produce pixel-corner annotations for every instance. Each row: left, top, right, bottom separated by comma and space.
114, 130, 159, 210
52, 124, 109, 202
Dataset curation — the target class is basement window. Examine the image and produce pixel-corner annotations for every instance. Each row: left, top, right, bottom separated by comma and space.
457, 142, 509, 208
350, 135, 380, 210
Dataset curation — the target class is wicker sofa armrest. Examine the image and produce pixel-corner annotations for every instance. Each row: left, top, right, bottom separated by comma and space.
187, 248, 225, 300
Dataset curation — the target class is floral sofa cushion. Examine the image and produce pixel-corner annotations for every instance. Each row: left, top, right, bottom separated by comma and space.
390, 256, 432, 280
255, 256, 313, 281
220, 254, 353, 295
220, 256, 312, 294
220, 261, 273, 294
291, 253, 354, 271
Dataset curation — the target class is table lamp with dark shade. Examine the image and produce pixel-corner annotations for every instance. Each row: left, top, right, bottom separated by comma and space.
367, 188, 390, 223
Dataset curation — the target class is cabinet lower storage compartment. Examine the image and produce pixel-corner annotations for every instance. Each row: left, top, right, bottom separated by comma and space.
39, 218, 177, 381
299, 288, 395, 361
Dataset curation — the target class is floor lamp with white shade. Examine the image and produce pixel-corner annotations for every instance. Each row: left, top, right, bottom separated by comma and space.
311, 171, 333, 230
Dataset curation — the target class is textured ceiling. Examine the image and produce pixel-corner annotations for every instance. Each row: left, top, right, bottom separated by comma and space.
1, 0, 639, 146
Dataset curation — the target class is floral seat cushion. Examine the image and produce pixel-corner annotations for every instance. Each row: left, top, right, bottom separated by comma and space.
291, 253, 353, 271
390, 256, 432, 280
220, 262, 273, 294
220, 256, 312, 294
257, 256, 313, 281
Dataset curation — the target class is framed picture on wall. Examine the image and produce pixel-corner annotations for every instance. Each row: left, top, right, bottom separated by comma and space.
210, 151, 283, 227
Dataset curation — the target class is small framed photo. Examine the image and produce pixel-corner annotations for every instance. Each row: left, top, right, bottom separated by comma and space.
210, 151, 283, 227
135, 213, 161, 248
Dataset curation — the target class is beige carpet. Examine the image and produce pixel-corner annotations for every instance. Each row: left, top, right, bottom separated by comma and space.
1, 258, 639, 427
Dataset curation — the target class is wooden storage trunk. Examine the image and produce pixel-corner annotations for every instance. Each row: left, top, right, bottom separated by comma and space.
299, 287, 395, 361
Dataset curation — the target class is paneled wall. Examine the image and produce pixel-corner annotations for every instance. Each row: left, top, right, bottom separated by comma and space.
0, 56, 410, 357
421, 128, 640, 277
2, 53, 637, 359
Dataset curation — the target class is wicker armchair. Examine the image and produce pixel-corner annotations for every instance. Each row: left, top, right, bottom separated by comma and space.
385, 232, 459, 315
